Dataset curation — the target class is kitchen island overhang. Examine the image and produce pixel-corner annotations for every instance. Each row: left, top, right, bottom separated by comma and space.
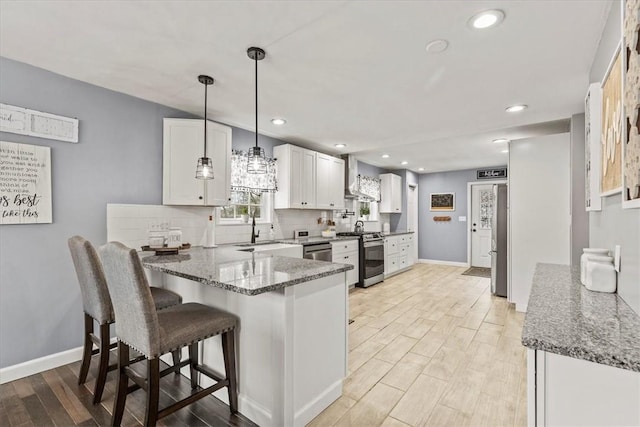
141, 247, 353, 427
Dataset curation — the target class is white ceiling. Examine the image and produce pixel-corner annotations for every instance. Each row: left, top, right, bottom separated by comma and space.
0, 1, 610, 173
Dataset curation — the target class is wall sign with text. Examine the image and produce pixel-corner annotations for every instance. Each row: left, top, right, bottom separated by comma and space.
0, 141, 52, 224
0, 103, 78, 143
477, 168, 507, 180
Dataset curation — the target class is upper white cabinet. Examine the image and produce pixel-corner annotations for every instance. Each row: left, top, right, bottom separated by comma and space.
316, 153, 345, 210
274, 144, 344, 210
379, 173, 402, 213
163, 118, 231, 206
274, 144, 317, 209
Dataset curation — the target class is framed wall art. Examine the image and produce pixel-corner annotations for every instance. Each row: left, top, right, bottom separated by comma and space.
0, 141, 52, 224
623, 0, 640, 208
430, 192, 455, 211
585, 83, 602, 211
600, 43, 624, 196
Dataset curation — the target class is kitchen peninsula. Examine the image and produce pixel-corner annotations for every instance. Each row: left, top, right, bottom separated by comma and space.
141, 246, 353, 427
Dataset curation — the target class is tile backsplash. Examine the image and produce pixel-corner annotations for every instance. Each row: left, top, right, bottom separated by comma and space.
107, 202, 391, 249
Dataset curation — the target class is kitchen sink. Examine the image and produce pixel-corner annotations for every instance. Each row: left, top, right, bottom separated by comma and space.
238, 248, 255, 252
236, 241, 279, 247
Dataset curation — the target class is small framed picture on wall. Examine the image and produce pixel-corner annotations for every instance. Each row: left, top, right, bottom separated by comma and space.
430, 192, 455, 211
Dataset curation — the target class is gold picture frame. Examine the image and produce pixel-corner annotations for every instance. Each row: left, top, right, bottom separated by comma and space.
600, 43, 624, 196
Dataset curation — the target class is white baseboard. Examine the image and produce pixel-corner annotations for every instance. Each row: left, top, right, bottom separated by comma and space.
0, 345, 84, 384
295, 379, 342, 426
516, 303, 528, 313
418, 259, 469, 268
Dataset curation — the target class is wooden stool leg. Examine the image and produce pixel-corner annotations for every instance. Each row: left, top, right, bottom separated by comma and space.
188, 343, 198, 389
93, 323, 110, 404
144, 358, 160, 427
78, 313, 94, 385
111, 342, 129, 427
171, 348, 181, 375
222, 330, 238, 413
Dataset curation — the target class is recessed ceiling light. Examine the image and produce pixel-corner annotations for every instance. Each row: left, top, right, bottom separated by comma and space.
334, 143, 346, 148
271, 118, 286, 125
505, 104, 527, 113
493, 138, 509, 144
418, 167, 425, 171
381, 154, 390, 158
469, 10, 505, 29
501, 149, 509, 153
425, 39, 449, 54
401, 161, 409, 165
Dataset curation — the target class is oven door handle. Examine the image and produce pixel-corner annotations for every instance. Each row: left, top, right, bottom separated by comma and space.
363, 241, 383, 248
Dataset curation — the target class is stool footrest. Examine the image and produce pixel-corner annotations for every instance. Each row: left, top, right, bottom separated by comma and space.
157, 380, 228, 420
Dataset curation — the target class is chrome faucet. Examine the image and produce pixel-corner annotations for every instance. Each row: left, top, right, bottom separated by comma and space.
251, 212, 260, 244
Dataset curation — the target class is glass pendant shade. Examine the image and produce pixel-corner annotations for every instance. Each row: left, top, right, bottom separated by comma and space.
247, 146, 268, 174
196, 157, 214, 179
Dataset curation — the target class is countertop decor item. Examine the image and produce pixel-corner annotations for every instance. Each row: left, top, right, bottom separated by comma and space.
195, 75, 214, 180
141, 243, 191, 256
580, 248, 609, 284
585, 255, 617, 293
247, 47, 269, 175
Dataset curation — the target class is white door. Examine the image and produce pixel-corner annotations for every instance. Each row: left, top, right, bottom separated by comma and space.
407, 185, 418, 260
471, 184, 494, 267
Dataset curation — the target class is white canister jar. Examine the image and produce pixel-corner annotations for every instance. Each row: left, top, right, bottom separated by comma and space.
585, 256, 616, 293
148, 231, 165, 249
580, 248, 609, 285
166, 227, 183, 248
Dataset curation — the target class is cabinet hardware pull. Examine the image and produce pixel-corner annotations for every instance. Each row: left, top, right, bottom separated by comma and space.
199, 196, 204, 200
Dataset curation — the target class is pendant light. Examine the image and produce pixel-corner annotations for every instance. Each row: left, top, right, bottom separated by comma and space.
247, 47, 268, 174
195, 75, 214, 180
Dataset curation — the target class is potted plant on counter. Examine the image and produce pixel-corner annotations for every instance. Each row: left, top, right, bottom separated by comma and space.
360, 204, 370, 221
238, 205, 249, 223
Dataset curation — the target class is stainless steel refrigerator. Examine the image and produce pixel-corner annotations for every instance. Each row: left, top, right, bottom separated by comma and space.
491, 184, 508, 297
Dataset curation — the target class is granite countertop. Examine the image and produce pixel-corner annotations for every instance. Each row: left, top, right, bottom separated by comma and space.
141, 246, 353, 296
383, 231, 414, 236
522, 263, 640, 372
277, 236, 360, 245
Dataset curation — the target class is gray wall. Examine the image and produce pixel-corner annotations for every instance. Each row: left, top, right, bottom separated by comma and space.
417, 166, 506, 263
0, 57, 285, 368
570, 113, 589, 268
588, 0, 640, 314
357, 160, 387, 178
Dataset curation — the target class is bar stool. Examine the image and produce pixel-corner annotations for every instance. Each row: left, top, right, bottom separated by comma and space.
99, 241, 238, 427
68, 236, 183, 404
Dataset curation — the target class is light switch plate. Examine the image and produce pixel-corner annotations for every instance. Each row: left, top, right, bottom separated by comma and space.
459, 216, 467, 222
614, 245, 621, 272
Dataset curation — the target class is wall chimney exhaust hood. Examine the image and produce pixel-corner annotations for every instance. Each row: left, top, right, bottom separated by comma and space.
343, 155, 377, 200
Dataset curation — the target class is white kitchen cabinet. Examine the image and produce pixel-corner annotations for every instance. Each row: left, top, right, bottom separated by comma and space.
379, 173, 402, 213
332, 240, 359, 287
274, 144, 317, 209
384, 233, 414, 277
163, 118, 231, 206
317, 153, 345, 210
275, 144, 344, 210
527, 349, 640, 426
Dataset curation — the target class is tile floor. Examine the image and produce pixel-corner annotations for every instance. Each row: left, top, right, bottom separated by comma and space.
309, 263, 527, 427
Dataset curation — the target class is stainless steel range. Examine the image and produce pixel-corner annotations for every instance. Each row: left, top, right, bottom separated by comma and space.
336, 232, 385, 287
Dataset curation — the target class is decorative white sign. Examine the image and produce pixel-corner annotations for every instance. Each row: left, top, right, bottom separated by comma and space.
0, 103, 78, 143
0, 141, 52, 224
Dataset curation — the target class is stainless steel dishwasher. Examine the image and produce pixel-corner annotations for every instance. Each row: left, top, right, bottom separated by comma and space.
302, 242, 332, 261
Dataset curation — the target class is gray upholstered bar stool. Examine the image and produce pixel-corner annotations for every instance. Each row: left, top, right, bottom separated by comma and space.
68, 236, 183, 404
99, 242, 238, 427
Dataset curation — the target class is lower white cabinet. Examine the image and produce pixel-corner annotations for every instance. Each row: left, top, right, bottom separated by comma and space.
527, 349, 640, 426
384, 233, 414, 277
331, 240, 359, 287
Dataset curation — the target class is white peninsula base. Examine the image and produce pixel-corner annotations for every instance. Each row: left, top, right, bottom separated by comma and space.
147, 269, 349, 427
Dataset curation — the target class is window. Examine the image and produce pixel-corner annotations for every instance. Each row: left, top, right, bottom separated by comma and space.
218, 191, 271, 224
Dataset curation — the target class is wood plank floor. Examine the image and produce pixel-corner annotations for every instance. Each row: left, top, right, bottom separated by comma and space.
309, 263, 527, 427
1, 263, 526, 427
0, 351, 256, 426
